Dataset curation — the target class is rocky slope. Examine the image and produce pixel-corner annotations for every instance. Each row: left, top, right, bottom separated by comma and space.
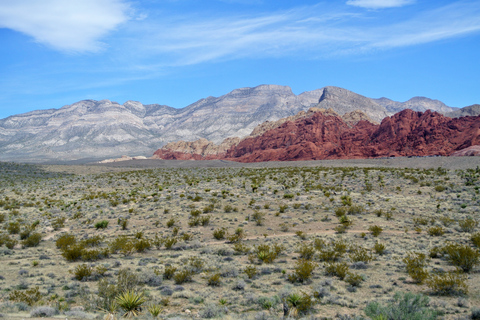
446, 104, 480, 118
154, 109, 480, 162
0, 85, 460, 162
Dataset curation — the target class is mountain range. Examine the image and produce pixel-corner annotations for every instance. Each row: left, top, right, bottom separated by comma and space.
0, 85, 477, 162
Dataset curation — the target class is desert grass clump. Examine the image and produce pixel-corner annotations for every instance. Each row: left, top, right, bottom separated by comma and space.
206, 273, 222, 286
173, 270, 193, 284
349, 245, 373, 263
163, 265, 177, 280
71, 264, 93, 281
318, 239, 347, 262
364, 292, 437, 320
402, 252, 429, 284
426, 271, 468, 295
345, 272, 363, 287
251, 211, 265, 226
147, 304, 163, 319
442, 243, 480, 272
163, 237, 177, 249
369, 225, 383, 237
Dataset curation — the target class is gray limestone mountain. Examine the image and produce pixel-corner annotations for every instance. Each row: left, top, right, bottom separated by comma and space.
446, 104, 480, 118
0, 84, 458, 162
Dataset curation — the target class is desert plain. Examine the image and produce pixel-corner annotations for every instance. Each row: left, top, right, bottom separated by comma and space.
0, 156, 480, 319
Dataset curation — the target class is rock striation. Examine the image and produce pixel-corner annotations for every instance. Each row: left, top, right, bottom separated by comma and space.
154, 109, 480, 162
0, 84, 461, 162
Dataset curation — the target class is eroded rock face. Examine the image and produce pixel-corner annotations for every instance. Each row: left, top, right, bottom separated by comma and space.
451, 145, 480, 157
152, 109, 376, 160
223, 109, 480, 162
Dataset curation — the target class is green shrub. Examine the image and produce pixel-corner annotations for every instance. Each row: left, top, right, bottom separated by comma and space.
325, 262, 349, 280
364, 292, 437, 320
8, 287, 41, 306
95, 220, 109, 230
442, 243, 480, 272
61, 244, 85, 261
345, 272, 363, 287
427, 226, 445, 237
22, 233, 42, 247
115, 290, 146, 318
173, 270, 193, 284
459, 217, 478, 232
56, 233, 76, 249
334, 206, 347, 217
163, 237, 177, 249
166, 218, 176, 228
402, 252, 429, 284
206, 273, 221, 286
244, 265, 258, 279
7, 221, 20, 234
349, 245, 373, 263
373, 242, 386, 255
288, 259, 317, 283
426, 272, 468, 295
251, 211, 265, 226
213, 228, 226, 240
286, 292, 315, 316
297, 243, 315, 260
369, 225, 383, 237
71, 264, 93, 281
163, 265, 177, 279
51, 217, 66, 230
134, 238, 151, 252
472, 232, 480, 248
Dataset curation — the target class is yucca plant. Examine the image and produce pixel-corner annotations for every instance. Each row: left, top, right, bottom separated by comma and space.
115, 290, 146, 318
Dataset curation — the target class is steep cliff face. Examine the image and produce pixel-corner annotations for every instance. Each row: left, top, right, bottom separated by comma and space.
219, 109, 480, 162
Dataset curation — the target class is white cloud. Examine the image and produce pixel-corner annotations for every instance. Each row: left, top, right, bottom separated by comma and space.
0, 0, 130, 52
346, 0, 415, 9
120, 1, 480, 67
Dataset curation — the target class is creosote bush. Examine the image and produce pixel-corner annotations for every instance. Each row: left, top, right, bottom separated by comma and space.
442, 243, 480, 273
325, 262, 349, 280
402, 252, 429, 284
426, 271, 468, 295
369, 225, 383, 237
288, 259, 317, 283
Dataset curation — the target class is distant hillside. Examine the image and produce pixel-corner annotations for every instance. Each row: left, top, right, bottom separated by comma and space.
0, 85, 458, 162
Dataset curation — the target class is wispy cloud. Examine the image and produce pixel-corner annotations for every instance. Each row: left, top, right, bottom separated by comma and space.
346, 0, 415, 9
120, 1, 480, 67
0, 0, 131, 52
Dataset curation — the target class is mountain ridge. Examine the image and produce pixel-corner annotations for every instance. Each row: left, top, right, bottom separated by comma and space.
0, 84, 475, 162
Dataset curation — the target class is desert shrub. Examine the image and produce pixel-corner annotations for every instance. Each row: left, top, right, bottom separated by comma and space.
364, 292, 437, 320
369, 225, 383, 237
51, 217, 66, 230
7, 221, 20, 234
348, 205, 364, 215
233, 242, 250, 255
118, 218, 128, 230
117, 268, 139, 292
288, 259, 317, 283
213, 228, 226, 240
80, 235, 103, 247
439, 216, 454, 227
296, 230, 307, 240
187, 256, 205, 274
244, 265, 258, 279
30, 306, 57, 317
71, 264, 93, 281
163, 237, 177, 249
318, 240, 347, 262
345, 272, 363, 287
134, 238, 151, 252
442, 243, 480, 272
227, 228, 245, 243
206, 273, 221, 286
255, 244, 280, 263
373, 242, 386, 255
199, 303, 226, 319
188, 217, 201, 227
472, 232, 480, 248
190, 209, 201, 217
459, 217, 478, 232
61, 244, 85, 262
297, 243, 315, 260
173, 270, 193, 284
426, 271, 468, 295
349, 246, 372, 263
325, 262, 349, 280
55, 233, 76, 250
435, 185, 446, 192
224, 205, 233, 213
163, 265, 177, 280
95, 220, 109, 229
22, 233, 42, 247
428, 226, 445, 236
472, 307, 480, 320
403, 252, 429, 284
413, 217, 429, 226
286, 292, 315, 316
252, 211, 265, 226
200, 215, 211, 226
8, 287, 41, 306
334, 206, 348, 217
166, 218, 176, 228
313, 238, 326, 251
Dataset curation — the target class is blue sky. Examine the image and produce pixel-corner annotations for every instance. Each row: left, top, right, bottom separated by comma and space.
1, 0, 480, 119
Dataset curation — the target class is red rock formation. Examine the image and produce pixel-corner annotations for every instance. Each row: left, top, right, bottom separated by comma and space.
153, 109, 480, 162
